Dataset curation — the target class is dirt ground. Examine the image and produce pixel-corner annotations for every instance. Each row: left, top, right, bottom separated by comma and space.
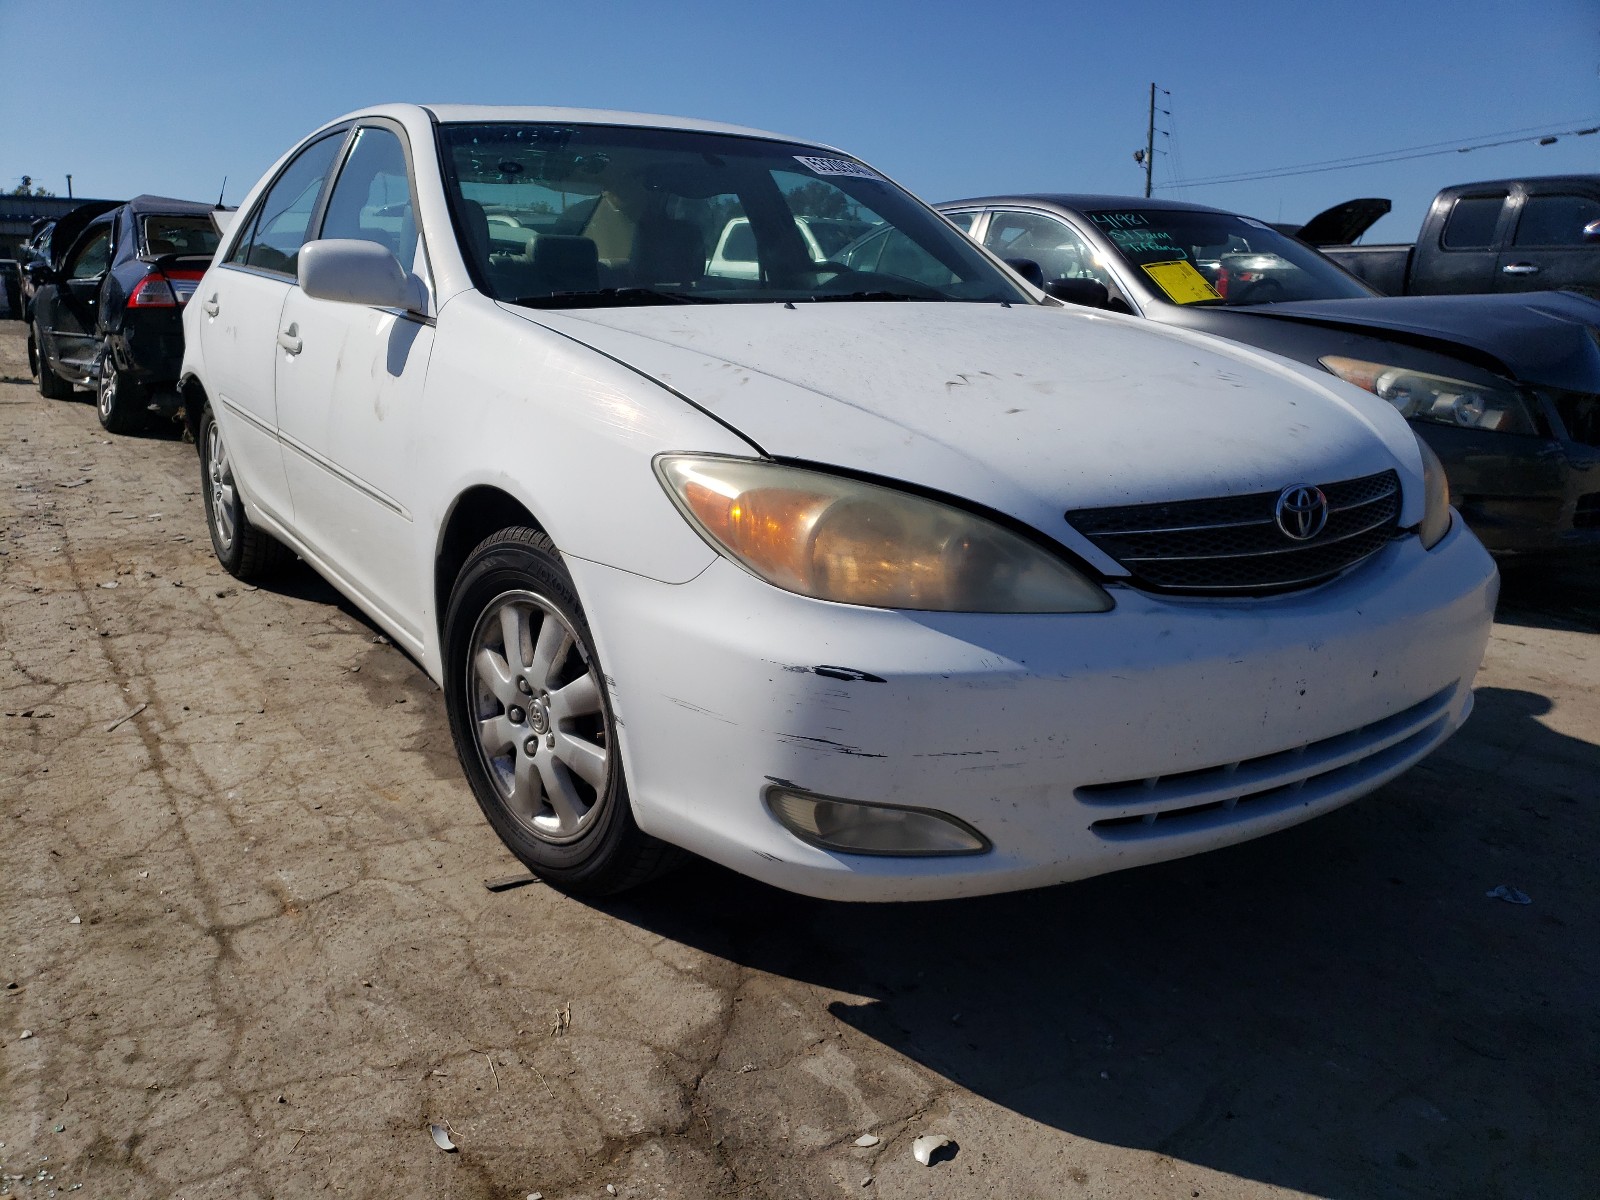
1, 317, 1596, 1200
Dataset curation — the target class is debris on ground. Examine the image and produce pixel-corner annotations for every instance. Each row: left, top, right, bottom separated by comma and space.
429, 1123, 457, 1152
551, 1004, 571, 1037
106, 702, 149, 732
483, 873, 538, 892
1486, 885, 1533, 905
912, 1134, 955, 1166
854, 1133, 880, 1147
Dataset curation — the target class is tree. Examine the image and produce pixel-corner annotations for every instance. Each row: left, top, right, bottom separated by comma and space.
11, 176, 56, 197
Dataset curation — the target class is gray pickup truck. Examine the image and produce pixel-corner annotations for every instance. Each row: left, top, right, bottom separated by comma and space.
1313, 176, 1600, 299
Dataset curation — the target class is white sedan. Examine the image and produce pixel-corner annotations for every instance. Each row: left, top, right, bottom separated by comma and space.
180, 104, 1496, 901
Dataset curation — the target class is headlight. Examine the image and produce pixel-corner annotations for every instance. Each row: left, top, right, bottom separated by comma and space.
1321, 356, 1537, 435
1414, 433, 1452, 550
656, 455, 1112, 613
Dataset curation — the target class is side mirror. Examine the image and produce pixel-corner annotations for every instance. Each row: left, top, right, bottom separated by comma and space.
1043, 278, 1110, 309
1003, 257, 1045, 288
299, 239, 422, 311
24, 260, 54, 285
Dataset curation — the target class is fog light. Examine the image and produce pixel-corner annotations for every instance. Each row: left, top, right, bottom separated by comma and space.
765, 786, 990, 856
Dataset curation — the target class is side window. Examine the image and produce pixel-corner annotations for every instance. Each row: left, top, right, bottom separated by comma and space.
1514, 194, 1600, 247
944, 211, 978, 234
66, 226, 113, 279
984, 211, 1111, 287
1440, 195, 1506, 249
227, 132, 346, 275
319, 126, 418, 266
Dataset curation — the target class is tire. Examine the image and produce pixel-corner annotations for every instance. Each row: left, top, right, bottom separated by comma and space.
198, 405, 292, 580
443, 527, 678, 895
33, 323, 74, 400
96, 348, 149, 434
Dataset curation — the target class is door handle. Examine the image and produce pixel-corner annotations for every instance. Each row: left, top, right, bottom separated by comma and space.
1501, 262, 1540, 275
277, 324, 302, 355
202, 294, 219, 316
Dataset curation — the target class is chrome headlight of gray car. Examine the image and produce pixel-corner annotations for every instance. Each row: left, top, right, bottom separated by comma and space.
1321, 356, 1538, 435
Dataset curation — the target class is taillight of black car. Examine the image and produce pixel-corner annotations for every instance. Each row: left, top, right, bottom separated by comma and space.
127, 269, 204, 308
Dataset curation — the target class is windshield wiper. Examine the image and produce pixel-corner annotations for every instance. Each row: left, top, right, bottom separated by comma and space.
508, 287, 716, 309
802, 290, 948, 304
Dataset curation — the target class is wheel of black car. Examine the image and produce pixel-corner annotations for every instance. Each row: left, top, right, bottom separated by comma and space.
95, 350, 148, 434
443, 527, 677, 895
198, 405, 291, 580
32, 322, 74, 400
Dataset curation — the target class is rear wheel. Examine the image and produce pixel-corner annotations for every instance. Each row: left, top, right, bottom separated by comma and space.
32, 322, 73, 400
443, 527, 678, 895
198, 406, 291, 580
96, 348, 149, 434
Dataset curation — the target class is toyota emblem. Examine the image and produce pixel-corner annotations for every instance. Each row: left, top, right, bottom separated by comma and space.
1275, 485, 1329, 541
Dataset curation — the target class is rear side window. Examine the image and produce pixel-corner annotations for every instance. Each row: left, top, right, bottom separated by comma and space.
1441, 195, 1505, 249
319, 126, 418, 267
1513, 194, 1600, 247
227, 132, 346, 276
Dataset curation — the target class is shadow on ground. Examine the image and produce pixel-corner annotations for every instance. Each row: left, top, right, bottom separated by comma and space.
594, 684, 1599, 1199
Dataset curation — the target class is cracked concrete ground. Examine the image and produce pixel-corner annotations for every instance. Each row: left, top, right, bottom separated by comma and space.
1, 318, 1596, 1199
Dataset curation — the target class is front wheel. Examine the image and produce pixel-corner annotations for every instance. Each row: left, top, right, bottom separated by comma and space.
33, 323, 74, 400
443, 528, 677, 895
96, 349, 149, 434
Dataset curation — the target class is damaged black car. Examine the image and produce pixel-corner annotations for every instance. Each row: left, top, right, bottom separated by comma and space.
27, 195, 221, 433
935, 194, 1600, 559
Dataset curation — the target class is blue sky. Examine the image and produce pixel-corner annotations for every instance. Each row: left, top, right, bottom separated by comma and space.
2, 0, 1596, 243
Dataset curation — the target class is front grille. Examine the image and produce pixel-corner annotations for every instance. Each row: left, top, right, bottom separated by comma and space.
1575, 493, 1600, 530
1081, 684, 1458, 842
1549, 388, 1600, 448
1066, 470, 1402, 593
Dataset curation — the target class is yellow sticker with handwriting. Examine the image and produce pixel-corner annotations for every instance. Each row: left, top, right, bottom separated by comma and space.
1141, 259, 1221, 305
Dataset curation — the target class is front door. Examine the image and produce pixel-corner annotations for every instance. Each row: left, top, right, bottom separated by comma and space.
1496, 187, 1600, 298
274, 123, 435, 641
42, 221, 114, 381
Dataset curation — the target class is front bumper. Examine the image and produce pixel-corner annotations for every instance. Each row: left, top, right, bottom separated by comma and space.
1421, 423, 1600, 558
570, 519, 1496, 901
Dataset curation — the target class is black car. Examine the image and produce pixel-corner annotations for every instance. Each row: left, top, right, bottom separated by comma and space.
928, 194, 1600, 559
27, 195, 221, 433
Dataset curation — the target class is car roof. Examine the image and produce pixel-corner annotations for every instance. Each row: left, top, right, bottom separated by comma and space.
124, 194, 223, 216
938, 193, 1245, 217
337, 103, 837, 151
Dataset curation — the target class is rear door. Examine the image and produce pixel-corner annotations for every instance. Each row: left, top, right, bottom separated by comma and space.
195, 129, 349, 528
1497, 185, 1600, 297
273, 121, 435, 638
1422, 191, 1509, 294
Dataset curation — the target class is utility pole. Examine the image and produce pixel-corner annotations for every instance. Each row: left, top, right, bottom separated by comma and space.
1144, 82, 1156, 198
66, 174, 73, 199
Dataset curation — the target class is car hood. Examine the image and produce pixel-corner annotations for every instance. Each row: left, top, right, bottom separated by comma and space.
510, 301, 1425, 566
1242, 292, 1600, 391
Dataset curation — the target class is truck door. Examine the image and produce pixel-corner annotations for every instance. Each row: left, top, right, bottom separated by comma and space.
1497, 185, 1600, 298
1426, 191, 1509, 294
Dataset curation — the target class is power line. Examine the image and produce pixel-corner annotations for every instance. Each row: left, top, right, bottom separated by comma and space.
1160, 119, 1600, 190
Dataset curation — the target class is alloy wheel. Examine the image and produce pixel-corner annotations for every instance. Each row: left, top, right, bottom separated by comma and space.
466, 590, 611, 843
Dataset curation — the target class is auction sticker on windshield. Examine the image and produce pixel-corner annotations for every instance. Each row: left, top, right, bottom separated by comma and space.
793, 156, 885, 181
1142, 259, 1222, 305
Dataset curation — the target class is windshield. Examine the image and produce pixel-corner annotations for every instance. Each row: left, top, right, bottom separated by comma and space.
439, 123, 1027, 307
1084, 208, 1374, 306
141, 215, 220, 258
